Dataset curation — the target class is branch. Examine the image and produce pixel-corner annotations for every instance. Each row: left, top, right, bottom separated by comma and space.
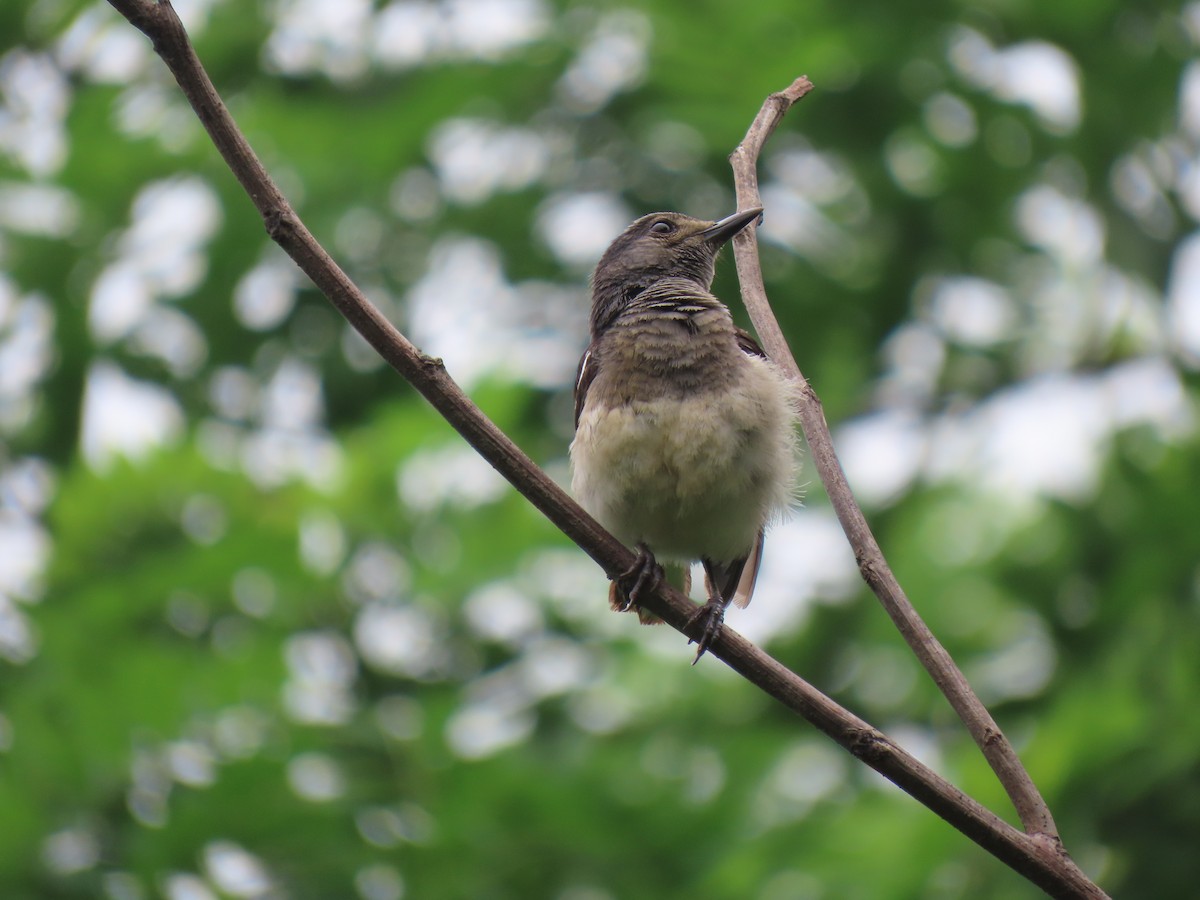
104, 4, 1107, 897
727, 74, 1083, 852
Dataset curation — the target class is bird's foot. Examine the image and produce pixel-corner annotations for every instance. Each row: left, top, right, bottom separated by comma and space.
686, 596, 727, 664
611, 543, 663, 614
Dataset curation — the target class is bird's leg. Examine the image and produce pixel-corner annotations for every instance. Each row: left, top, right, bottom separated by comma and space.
686, 595, 729, 664
687, 560, 733, 663
610, 542, 663, 614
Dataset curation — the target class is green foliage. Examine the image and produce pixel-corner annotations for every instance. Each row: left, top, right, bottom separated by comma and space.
1, 0, 1198, 897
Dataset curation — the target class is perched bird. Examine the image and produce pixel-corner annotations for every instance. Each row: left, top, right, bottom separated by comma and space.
570, 208, 799, 661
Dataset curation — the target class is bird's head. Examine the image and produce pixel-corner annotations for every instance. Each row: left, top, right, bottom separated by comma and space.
589, 208, 763, 334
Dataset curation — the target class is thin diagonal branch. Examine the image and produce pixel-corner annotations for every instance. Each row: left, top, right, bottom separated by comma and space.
104, 4, 1107, 897
726, 77, 1061, 839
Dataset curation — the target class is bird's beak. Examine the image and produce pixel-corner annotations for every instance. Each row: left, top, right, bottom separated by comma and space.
701, 207, 764, 246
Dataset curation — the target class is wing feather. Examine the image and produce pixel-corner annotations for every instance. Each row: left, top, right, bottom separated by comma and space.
735, 327, 767, 360
573, 345, 599, 429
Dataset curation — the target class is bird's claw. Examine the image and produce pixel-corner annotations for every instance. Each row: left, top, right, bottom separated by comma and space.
686, 598, 726, 664
612, 542, 663, 613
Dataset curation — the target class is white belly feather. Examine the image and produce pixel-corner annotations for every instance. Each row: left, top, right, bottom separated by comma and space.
570, 355, 797, 563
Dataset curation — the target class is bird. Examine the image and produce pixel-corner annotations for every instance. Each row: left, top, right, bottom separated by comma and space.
569, 208, 799, 661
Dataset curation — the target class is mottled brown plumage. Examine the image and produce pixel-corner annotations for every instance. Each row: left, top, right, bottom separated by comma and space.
569, 209, 798, 660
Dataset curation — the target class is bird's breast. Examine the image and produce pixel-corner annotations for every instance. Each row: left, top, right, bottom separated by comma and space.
601, 310, 739, 398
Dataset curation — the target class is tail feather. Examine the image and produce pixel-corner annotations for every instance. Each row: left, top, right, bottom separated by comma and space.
732, 530, 764, 609
702, 529, 765, 610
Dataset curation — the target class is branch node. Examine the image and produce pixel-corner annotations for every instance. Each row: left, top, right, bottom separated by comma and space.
798, 380, 821, 407
857, 554, 885, 591
847, 727, 894, 764
263, 207, 295, 241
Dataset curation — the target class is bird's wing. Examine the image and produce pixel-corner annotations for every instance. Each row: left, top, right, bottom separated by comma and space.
730, 331, 776, 609
734, 326, 767, 360
573, 344, 599, 429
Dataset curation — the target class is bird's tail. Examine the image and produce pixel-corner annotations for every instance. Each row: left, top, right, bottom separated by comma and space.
703, 529, 765, 610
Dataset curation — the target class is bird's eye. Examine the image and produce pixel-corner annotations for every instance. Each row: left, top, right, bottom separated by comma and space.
649, 220, 674, 235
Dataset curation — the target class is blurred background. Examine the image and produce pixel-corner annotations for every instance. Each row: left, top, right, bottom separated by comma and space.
1, 0, 1198, 897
